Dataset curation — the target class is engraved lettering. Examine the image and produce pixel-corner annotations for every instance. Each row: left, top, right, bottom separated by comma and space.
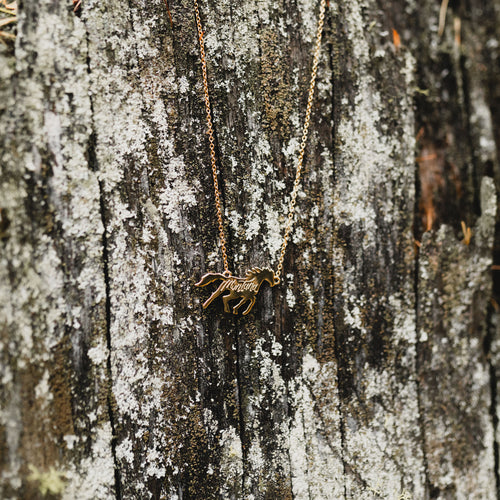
195, 267, 279, 315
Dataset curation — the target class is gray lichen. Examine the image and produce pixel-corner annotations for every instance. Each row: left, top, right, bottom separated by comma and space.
1, 0, 499, 498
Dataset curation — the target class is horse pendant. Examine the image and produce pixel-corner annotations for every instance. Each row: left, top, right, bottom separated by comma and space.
195, 267, 280, 315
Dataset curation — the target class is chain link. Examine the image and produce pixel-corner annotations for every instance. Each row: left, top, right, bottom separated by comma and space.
193, 0, 326, 281
275, 0, 326, 281
194, 0, 230, 275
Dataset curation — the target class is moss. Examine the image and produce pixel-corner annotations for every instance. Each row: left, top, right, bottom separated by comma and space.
259, 28, 293, 141
27, 465, 66, 497
49, 342, 76, 443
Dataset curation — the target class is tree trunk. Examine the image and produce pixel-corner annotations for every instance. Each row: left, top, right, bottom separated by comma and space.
1, 0, 500, 498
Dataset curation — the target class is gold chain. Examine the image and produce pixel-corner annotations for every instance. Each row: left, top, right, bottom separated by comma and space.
194, 0, 326, 282
194, 0, 231, 275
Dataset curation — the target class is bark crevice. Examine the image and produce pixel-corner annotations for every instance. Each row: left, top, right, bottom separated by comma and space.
413, 169, 431, 498
98, 180, 123, 500
84, 21, 123, 499
235, 331, 247, 496
489, 359, 500, 500
332, 338, 347, 499
325, 5, 347, 497
485, 303, 500, 500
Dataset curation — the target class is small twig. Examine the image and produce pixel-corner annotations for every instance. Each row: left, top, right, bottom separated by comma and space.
438, 0, 449, 37
416, 153, 438, 163
0, 30, 14, 40
461, 220, 472, 245
0, 0, 16, 39
0, 16, 15, 27
392, 28, 401, 51
454, 16, 461, 46
162, 0, 173, 28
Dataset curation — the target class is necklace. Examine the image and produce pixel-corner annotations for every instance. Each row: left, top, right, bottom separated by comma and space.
194, 0, 326, 315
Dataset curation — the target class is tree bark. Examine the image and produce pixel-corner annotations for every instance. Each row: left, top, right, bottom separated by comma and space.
1, 0, 500, 498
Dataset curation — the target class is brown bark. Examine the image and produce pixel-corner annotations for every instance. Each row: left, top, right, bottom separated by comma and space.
1, 0, 500, 498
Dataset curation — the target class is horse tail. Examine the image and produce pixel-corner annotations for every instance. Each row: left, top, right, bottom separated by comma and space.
195, 273, 226, 288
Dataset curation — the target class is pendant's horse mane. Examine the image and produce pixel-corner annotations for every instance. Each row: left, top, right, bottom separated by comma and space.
245, 267, 264, 280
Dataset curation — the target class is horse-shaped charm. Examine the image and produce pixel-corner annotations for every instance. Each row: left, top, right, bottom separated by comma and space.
195, 267, 279, 315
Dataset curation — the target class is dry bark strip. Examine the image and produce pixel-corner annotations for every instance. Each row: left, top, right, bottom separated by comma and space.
1, 0, 500, 499
0, 0, 116, 498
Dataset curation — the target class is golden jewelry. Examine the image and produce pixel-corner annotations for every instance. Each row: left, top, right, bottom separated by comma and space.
194, 0, 326, 314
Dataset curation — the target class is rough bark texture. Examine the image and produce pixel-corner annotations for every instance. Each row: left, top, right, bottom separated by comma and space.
1, 0, 500, 499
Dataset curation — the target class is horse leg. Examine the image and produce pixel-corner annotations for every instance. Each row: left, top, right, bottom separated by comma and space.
242, 297, 256, 315
223, 292, 235, 313
232, 297, 247, 314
